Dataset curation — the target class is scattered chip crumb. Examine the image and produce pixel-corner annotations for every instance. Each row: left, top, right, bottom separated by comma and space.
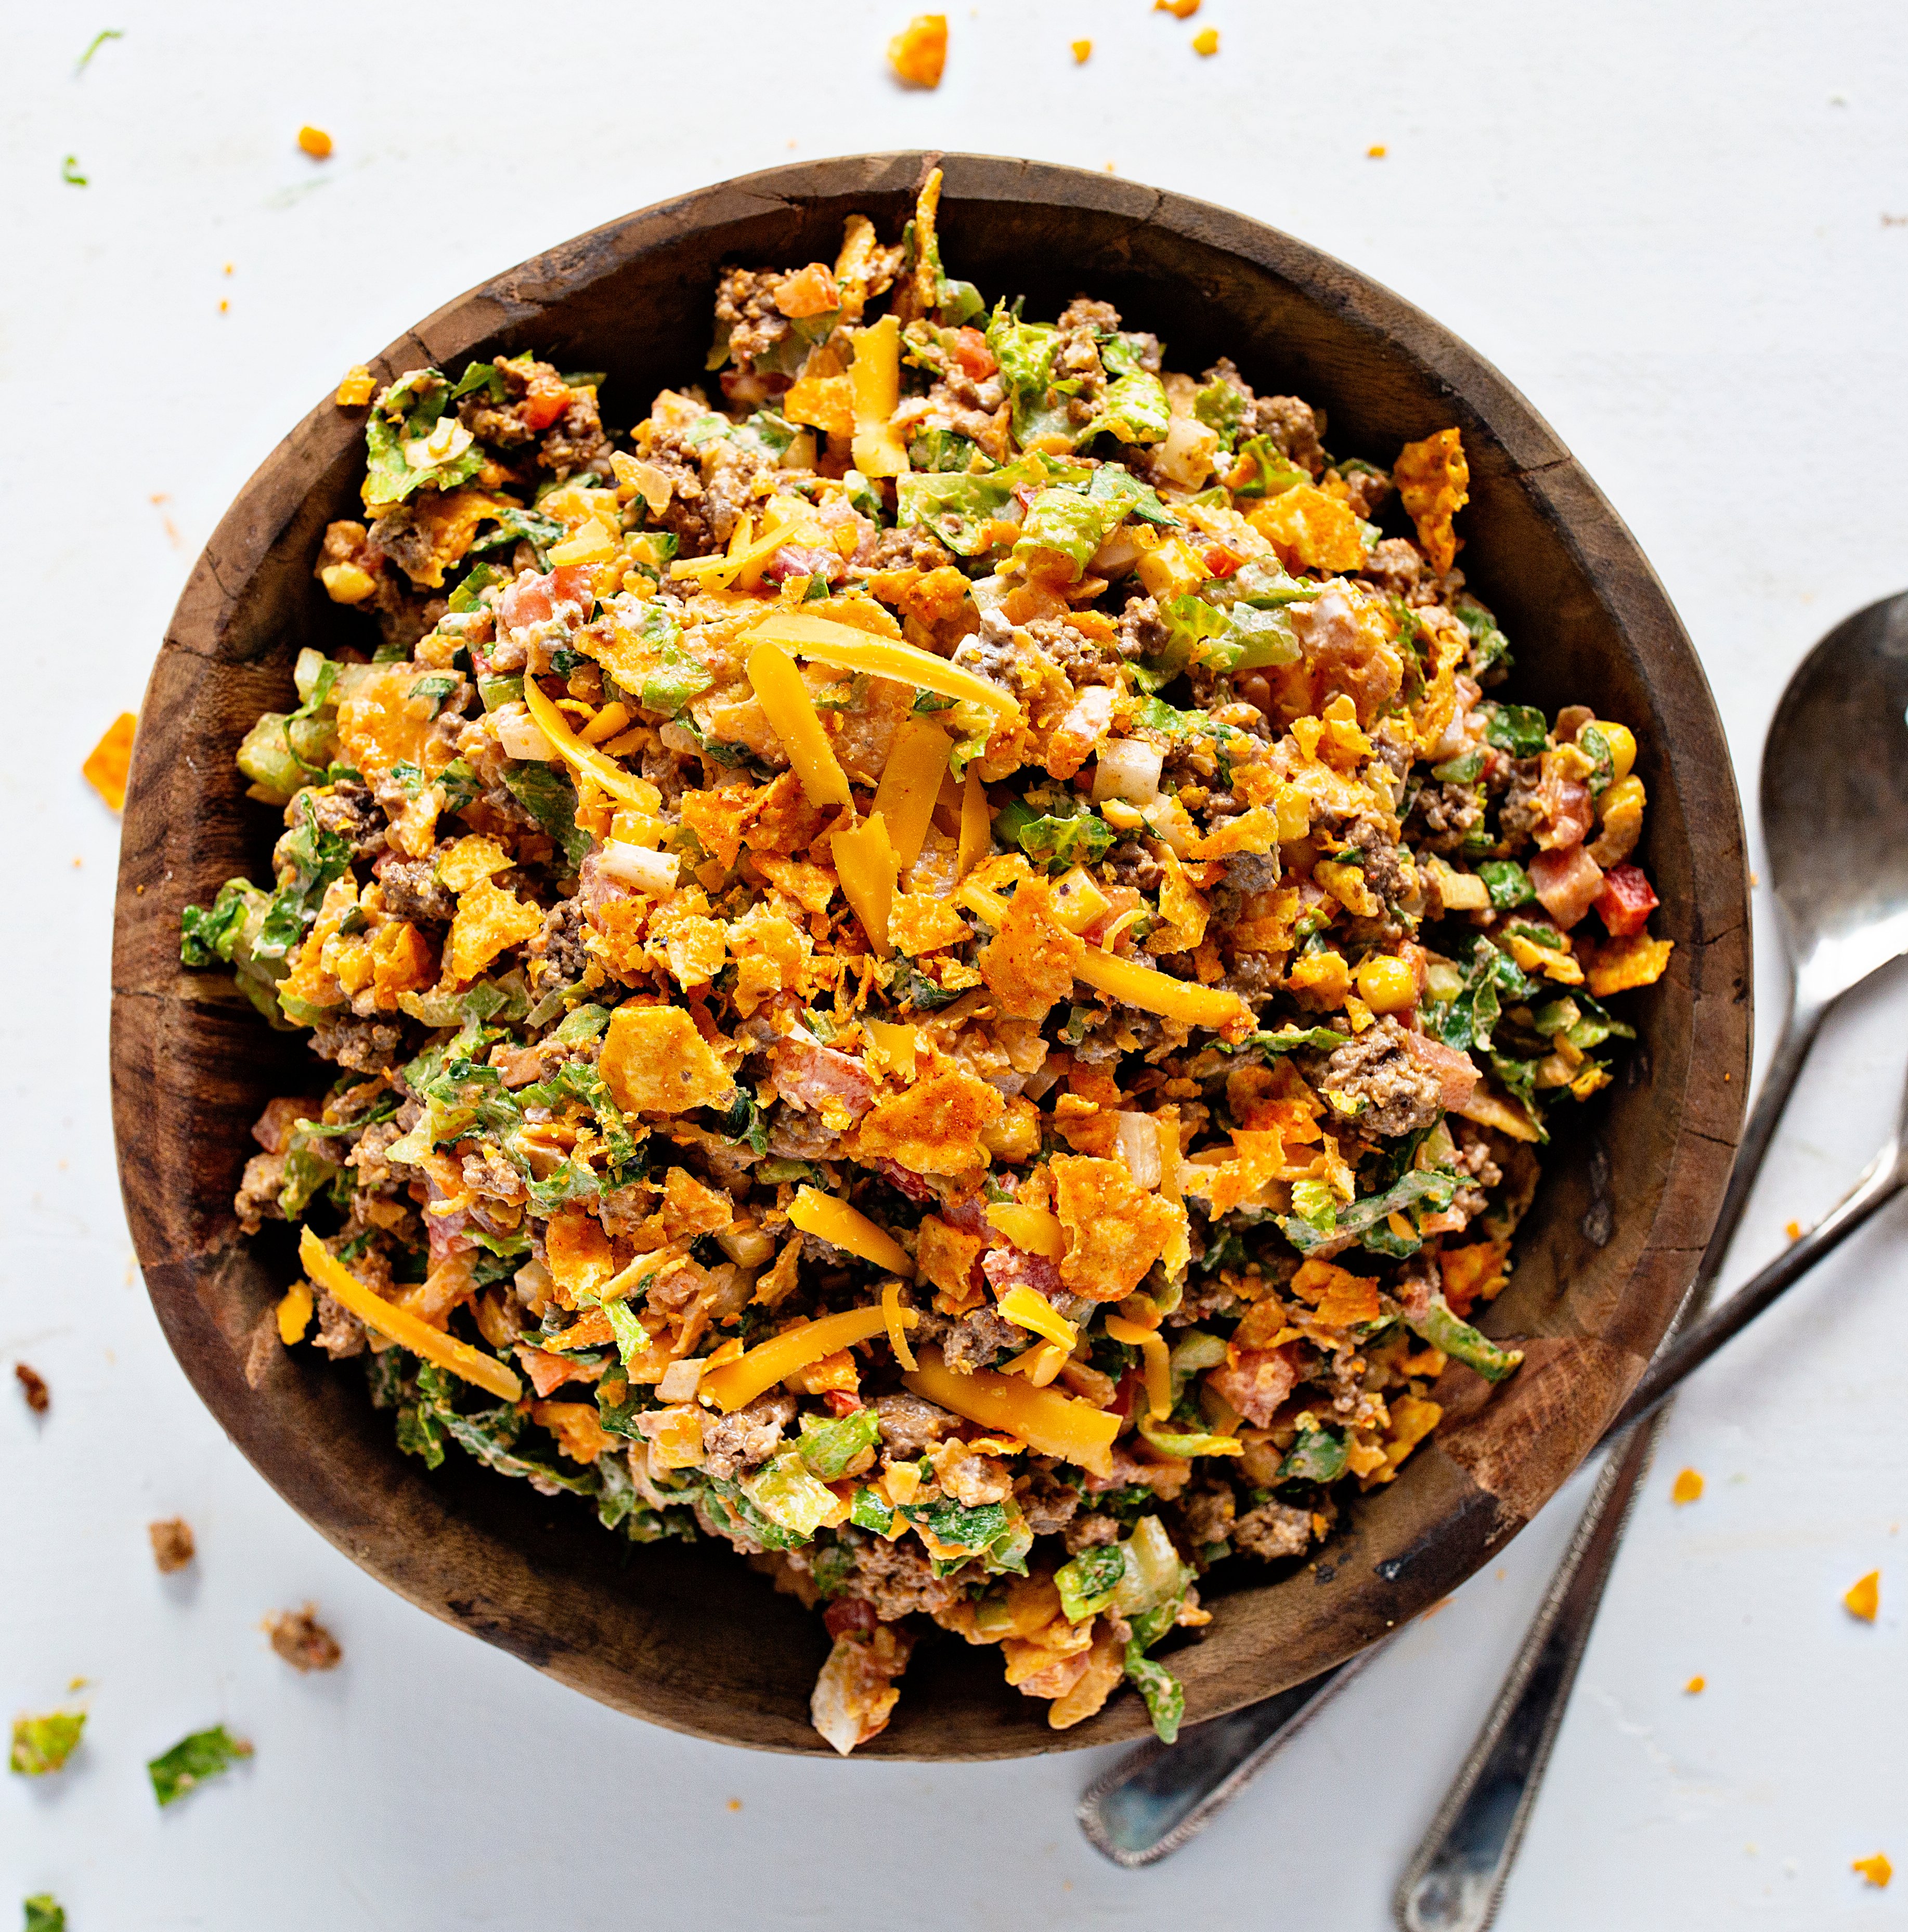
335, 365, 378, 408
83, 713, 137, 813
15, 1362, 49, 1414
1154, 0, 1199, 15
1853, 1853, 1892, 1887
218, 298, 230, 315
1191, 26, 1219, 54
1684, 1674, 1706, 1694
1670, 1467, 1704, 1506
887, 14, 947, 88
1844, 1570, 1880, 1623
1784, 1219, 1803, 1241
1368, 143, 1388, 158
264, 1604, 342, 1672
726, 1797, 743, 1811
297, 125, 333, 160
1071, 37, 1092, 62
10, 1710, 86, 1777
223, 262, 233, 276
67, 1678, 88, 1693
149, 1517, 196, 1574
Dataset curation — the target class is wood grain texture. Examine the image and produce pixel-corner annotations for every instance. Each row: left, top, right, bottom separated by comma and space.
109, 152, 1751, 1759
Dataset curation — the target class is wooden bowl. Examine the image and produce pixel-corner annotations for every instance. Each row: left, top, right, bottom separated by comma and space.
111, 152, 1751, 1758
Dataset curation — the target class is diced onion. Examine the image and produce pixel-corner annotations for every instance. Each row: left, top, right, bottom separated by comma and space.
494, 706, 555, 761
1141, 792, 1198, 855
1092, 739, 1163, 806
598, 840, 680, 896
1114, 1112, 1163, 1188
1157, 413, 1219, 491
655, 1357, 705, 1402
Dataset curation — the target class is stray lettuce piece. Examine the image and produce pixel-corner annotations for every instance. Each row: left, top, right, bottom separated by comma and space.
602, 1298, 653, 1374
894, 468, 1015, 555
740, 1448, 844, 1541
1476, 859, 1536, 909
1407, 1293, 1524, 1383
1288, 1178, 1339, 1232
1055, 1542, 1127, 1623
147, 1725, 253, 1807
1124, 1645, 1186, 1744
702, 1477, 809, 1552
797, 1407, 882, 1482
448, 360, 507, 403
984, 303, 1076, 448
1281, 1168, 1460, 1258
1013, 487, 1122, 581
23, 1900, 65, 1932
1277, 1425, 1349, 1483
1226, 435, 1310, 499
907, 426, 981, 473
1085, 463, 1178, 527
466, 503, 566, 568
178, 878, 292, 1026
257, 793, 354, 964
1192, 378, 1251, 451
499, 763, 592, 871
1452, 593, 1512, 678
1161, 591, 1301, 676
1218, 1025, 1352, 1058
9, 1712, 85, 1777
362, 369, 483, 507
1483, 703, 1548, 759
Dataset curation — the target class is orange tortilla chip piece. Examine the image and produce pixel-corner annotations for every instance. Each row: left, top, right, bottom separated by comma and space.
914, 1213, 985, 1311
598, 1003, 735, 1114
1179, 1128, 1287, 1217
546, 1209, 616, 1307
447, 874, 544, 981
1246, 485, 1365, 575
726, 903, 813, 1015
1394, 427, 1470, 576
854, 1058, 1004, 1175
890, 891, 971, 956
532, 1400, 618, 1465
1440, 1240, 1509, 1316
83, 711, 136, 811
755, 854, 837, 916
978, 880, 1084, 1022
1291, 1256, 1380, 1328
1052, 1153, 1188, 1301
335, 663, 432, 783
1585, 931, 1675, 997
660, 1166, 733, 1241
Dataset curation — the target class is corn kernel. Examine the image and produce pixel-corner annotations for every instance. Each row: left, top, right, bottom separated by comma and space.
1048, 865, 1112, 935
319, 562, 377, 606
1071, 38, 1092, 62
297, 125, 333, 160
1192, 27, 1220, 55
1356, 954, 1417, 1014
1135, 536, 1210, 602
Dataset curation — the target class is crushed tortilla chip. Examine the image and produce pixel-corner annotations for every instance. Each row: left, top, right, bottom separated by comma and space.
1394, 426, 1470, 575
447, 874, 544, 981
853, 1058, 1004, 1174
887, 13, 948, 88
532, 1399, 618, 1464
1179, 1128, 1288, 1217
1374, 1392, 1442, 1480
978, 879, 1084, 1021
83, 711, 136, 811
1670, 1467, 1704, 1506
660, 1166, 734, 1241
1246, 485, 1364, 574
434, 834, 512, 894
598, 1003, 734, 1114
1290, 1256, 1380, 1328
914, 1213, 985, 1310
1844, 1570, 1880, 1623
891, 890, 971, 956
1052, 1153, 1188, 1300
335, 365, 377, 407
1441, 1240, 1510, 1316
1852, 1853, 1892, 1888
545, 1207, 616, 1306
1585, 931, 1675, 998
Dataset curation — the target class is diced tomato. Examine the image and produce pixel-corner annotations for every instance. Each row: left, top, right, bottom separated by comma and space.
498, 563, 594, 637
1111, 1368, 1143, 1421
519, 372, 572, 432
824, 1597, 877, 1638
948, 327, 997, 380
822, 1390, 865, 1418
1202, 545, 1243, 577
1529, 842, 1604, 930
1595, 863, 1659, 937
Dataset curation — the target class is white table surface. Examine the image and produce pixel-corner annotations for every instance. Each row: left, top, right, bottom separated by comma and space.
5, 2, 1905, 1924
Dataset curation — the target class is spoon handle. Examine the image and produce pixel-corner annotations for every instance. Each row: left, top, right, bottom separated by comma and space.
1075, 994, 1852, 1870
1395, 1114, 1906, 1931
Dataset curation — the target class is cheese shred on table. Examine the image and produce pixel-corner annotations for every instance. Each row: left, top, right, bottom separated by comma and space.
182, 173, 1671, 1754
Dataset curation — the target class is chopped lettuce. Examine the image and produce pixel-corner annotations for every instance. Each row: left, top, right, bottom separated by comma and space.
1281, 1167, 1460, 1258
741, 1448, 847, 1540
1192, 378, 1251, 451
9, 1712, 84, 1777
985, 303, 1075, 448
894, 468, 1016, 554
1013, 488, 1121, 581
1452, 593, 1512, 678
362, 369, 484, 506
1407, 1293, 1524, 1382
993, 797, 1115, 872
797, 1407, 882, 1481
23, 1899, 65, 1932
1226, 435, 1309, 499
466, 503, 566, 568
1094, 335, 1172, 445
1277, 1425, 1349, 1483
147, 1725, 253, 1807
1123, 1647, 1186, 1744
1476, 859, 1536, 909
499, 764, 592, 870
1483, 703, 1548, 759
1054, 1542, 1127, 1623
179, 878, 291, 1025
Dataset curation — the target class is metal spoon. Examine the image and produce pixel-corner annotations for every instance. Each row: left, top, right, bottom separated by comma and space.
1078, 590, 1908, 1874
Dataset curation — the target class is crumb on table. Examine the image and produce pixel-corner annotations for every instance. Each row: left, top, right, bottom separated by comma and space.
264, 1604, 342, 1672
149, 1518, 196, 1573
15, 1362, 49, 1414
